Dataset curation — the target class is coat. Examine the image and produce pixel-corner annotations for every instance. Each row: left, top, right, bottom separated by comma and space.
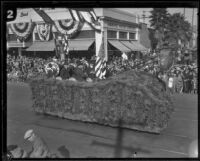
29, 135, 51, 158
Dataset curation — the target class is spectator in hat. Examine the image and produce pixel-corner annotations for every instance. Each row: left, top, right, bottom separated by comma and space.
168, 75, 174, 94
24, 129, 52, 158
188, 70, 194, 93
184, 50, 190, 65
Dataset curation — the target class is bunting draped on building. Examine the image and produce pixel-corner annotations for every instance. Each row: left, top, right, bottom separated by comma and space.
8, 21, 35, 42
33, 8, 70, 57
55, 19, 74, 31
36, 23, 52, 41
54, 19, 83, 38
71, 8, 101, 32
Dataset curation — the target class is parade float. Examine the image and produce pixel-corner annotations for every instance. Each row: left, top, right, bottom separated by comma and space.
9, 8, 174, 133
29, 68, 174, 133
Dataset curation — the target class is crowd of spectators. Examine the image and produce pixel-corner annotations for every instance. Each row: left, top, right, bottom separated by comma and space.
7, 50, 197, 94
7, 55, 48, 82
162, 63, 198, 94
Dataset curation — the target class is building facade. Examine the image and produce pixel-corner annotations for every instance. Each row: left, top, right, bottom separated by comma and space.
7, 8, 147, 60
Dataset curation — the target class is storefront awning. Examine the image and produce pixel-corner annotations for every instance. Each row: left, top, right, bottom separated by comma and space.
130, 41, 147, 51
26, 41, 55, 51
120, 41, 137, 51
108, 40, 131, 52
7, 42, 31, 48
120, 41, 147, 51
68, 40, 94, 51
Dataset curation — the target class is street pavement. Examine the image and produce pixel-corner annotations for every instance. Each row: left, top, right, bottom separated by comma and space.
6, 82, 198, 158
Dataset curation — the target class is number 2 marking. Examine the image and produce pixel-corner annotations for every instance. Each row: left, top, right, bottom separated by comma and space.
7, 10, 14, 19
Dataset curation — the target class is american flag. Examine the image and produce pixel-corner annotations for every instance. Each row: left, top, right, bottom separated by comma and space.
94, 34, 107, 79
95, 56, 107, 79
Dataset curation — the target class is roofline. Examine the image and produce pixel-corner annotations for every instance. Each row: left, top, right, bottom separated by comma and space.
108, 8, 137, 19
103, 16, 139, 28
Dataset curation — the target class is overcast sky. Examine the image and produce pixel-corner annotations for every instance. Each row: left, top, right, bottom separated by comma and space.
118, 8, 198, 27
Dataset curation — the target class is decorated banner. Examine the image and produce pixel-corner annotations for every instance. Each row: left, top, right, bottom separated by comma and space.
9, 21, 35, 42
36, 23, 52, 41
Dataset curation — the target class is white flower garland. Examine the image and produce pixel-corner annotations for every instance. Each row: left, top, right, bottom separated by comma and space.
44, 62, 60, 76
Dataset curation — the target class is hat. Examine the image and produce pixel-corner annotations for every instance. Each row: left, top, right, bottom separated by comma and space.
24, 129, 34, 140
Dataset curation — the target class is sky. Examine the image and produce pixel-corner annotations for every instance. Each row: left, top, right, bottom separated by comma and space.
118, 8, 198, 28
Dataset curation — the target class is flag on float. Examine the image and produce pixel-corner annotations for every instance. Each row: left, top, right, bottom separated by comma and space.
94, 34, 107, 79
95, 56, 107, 79
63, 35, 69, 55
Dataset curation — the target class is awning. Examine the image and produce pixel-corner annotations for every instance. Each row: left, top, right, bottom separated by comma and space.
120, 41, 137, 51
130, 41, 147, 51
26, 41, 55, 51
69, 40, 94, 51
108, 40, 131, 52
7, 42, 32, 48
120, 41, 147, 51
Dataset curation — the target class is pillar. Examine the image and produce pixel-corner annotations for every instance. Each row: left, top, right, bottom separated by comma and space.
95, 19, 108, 61
18, 48, 22, 56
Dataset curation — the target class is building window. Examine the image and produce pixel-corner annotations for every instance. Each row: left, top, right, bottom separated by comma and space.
107, 30, 117, 39
119, 31, 127, 39
129, 32, 136, 40
34, 33, 40, 41
7, 34, 18, 42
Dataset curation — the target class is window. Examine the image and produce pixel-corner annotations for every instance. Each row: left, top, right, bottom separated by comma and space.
119, 31, 127, 39
75, 30, 95, 39
107, 30, 117, 39
34, 33, 40, 41
129, 32, 136, 40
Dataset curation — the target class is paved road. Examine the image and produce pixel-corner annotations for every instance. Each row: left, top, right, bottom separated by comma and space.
6, 82, 198, 158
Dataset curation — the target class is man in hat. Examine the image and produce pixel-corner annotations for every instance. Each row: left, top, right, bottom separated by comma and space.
24, 129, 52, 158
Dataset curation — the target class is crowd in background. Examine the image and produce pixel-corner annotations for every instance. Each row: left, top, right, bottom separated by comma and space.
7, 55, 48, 82
7, 49, 197, 94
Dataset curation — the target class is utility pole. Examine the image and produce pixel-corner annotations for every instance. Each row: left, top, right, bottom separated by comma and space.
142, 11, 146, 23
191, 8, 195, 48
183, 8, 185, 18
192, 8, 194, 30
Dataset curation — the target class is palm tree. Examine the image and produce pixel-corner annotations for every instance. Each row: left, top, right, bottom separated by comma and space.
165, 13, 193, 48
149, 8, 170, 48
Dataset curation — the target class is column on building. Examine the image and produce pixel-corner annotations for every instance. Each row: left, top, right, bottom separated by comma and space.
95, 19, 108, 61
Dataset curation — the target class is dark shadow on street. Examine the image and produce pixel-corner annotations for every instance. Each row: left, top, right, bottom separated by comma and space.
57, 145, 70, 158
91, 140, 151, 157
33, 121, 113, 141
